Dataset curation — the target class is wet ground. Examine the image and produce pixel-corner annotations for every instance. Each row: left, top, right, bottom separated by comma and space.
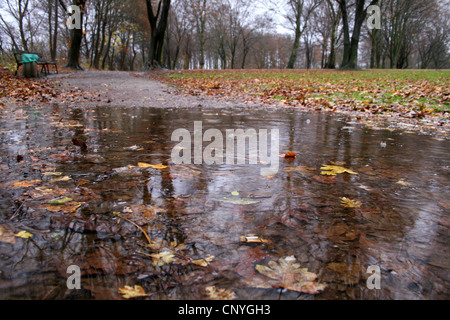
0, 98, 448, 300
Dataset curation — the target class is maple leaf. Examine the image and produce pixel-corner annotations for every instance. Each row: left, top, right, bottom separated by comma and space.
320, 165, 357, 176
118, 285, 148, 299
205, 286, 236, 300
250, 256, 326, 295
149, 251, 175, 266
340, 197, 362, 208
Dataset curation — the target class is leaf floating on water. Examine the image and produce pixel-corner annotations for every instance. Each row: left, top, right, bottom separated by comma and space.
340, 197, 362, 208
284, 151, 297, 161
138, 162, 168, 170
231, 191, 240, 196
205, 286, 236, 300
240, 234, 271, 244
320, 165, 357, 176
43, 172, 63, 176
191, 255, 215, 267
150, 251, 175, 267
48, 197, 74, 205
51, 176, 72, 182
41, 201, 82, 213
11, 180, 42, 189
250, 256, 326, 294
15, 230, 32, 239
396, 180, 410, 186
0, 225, 16, 244
118, 285, 148, 299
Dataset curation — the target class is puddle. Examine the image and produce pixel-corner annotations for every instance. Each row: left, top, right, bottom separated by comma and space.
0, 104, 449, 299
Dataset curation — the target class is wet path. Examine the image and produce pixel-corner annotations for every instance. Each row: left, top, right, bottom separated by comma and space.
0, 103, 448, 299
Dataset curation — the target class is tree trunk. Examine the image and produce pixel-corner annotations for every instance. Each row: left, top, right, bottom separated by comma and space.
145, 0, 171, 70
287, 28, 301, 69
60, 0, 86, 70
51, 0, 58, 61
339, 0, 379, 69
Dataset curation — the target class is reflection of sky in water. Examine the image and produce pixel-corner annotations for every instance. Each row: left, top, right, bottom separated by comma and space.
0, 105, 448, 299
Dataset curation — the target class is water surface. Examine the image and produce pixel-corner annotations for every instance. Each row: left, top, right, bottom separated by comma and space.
0, 104, 448, 299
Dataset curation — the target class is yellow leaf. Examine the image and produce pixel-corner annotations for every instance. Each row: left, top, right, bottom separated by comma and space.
340, 197, 362, 208
240, 234, 271, 244
138, 162, 168, 170
320, 165, 357, 176
15, 230, 32, 239
12, 180, 42, 188
205, 286, 236, 300
118, 285, 147, 299
41, 202, 82, 213
43, 172, 63, 176
150, 251, 175, 266
191, 255, 215, 267
396, 180, 410, 186
51, 176, 72, 182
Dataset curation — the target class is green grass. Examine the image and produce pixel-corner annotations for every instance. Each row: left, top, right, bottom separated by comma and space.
163, 69, 450, 114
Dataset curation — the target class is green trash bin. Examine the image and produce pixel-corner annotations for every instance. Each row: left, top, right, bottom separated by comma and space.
22, 54, 39, 78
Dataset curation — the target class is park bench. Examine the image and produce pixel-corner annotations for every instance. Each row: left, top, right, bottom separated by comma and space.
13, 50, 58, 77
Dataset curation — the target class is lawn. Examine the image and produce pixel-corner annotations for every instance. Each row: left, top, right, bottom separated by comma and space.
156, 69, 450, 118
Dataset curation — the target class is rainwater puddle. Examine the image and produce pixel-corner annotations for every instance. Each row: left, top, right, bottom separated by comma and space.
0, 104, 448, 299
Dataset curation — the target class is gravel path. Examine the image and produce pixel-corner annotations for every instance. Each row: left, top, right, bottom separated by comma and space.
53, 70, 231, 109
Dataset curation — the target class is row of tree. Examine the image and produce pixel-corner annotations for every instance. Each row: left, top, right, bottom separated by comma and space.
0, 0, 448, 70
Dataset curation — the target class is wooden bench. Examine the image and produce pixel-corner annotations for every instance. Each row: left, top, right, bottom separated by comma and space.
13, 50, 58, 76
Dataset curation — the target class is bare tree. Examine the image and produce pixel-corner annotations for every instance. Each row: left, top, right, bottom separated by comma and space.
285, 0, 322, 69
336, 0, 379, 69
145, 0, 171, 70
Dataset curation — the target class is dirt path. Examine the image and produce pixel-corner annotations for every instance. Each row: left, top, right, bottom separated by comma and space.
53, 70, 234, 109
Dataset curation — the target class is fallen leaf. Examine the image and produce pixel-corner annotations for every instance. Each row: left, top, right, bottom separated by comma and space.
138, 162, 168, 170
41, 202, 82, 213
11, 180, 42, 188
284, 151, 297, 161
51, 176, 72, 182
396, 180, 410, 186
205, 286, 236, 300
320, 165, 357, 176
43, 172, 63, 176
240, 234, 271, 244
48, 197, 74, 205
118, 285, 148, 299
191, 255, 215, 267
0, 225, 16, 244
340, 197, 362, 208
250, 256, 326, 294
150, 251, 175, 267
15, 230, 32, 239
